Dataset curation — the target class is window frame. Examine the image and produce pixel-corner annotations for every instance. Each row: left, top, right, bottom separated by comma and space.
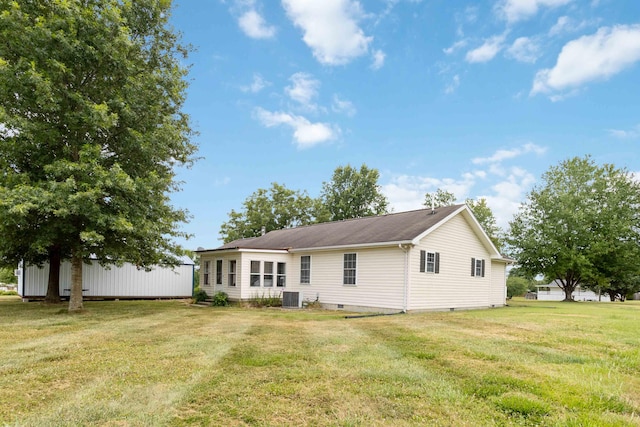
215, 259, 223, 285
203, 260, 210, 285
276, 262, 286, 287
343, 253, 357, 285
420, 251, 440, 274
471, 258, 485, 278
228, 260, 237, 287
250, 260, 261, 287
300, 255, 311, 285
264, 261, 274, 287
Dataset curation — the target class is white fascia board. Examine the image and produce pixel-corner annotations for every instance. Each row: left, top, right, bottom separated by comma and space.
289, 240, 414, 253
197, 248, 288, 256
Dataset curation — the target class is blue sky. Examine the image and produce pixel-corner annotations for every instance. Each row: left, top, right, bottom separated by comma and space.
169, 0, 640, 250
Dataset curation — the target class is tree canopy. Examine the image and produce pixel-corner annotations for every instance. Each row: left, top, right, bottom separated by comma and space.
219, 183, 320, 243
320, 164, 389, 221
466, 198, 503, 251
220, 164, 388, 242
0, 0, 196, 311
423, 188, 456, 209
507, 156, 640, 301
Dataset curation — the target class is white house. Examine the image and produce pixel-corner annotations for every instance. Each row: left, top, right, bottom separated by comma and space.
536, 280, 606, 302
17, 256, 195, 300
197, 204, 512, 312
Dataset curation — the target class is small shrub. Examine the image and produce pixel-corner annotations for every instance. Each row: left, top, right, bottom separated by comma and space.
192, 287, 209, 303
0, 290, 18, 296
211, 291, 229, 307
249, 291, 282, 308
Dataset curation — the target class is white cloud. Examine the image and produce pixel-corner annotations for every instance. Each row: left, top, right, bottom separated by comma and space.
281, 0, 373, 65
332, 95, 357, 117
381, 175, 476, 213
371, 50, 386, 70
496, 0, 573, 24
238, 9, 276, 39
506, 37, 541, 63
381, 145, 545, 230
254, 107, 338, 148
549, 15, 570, 35
532, 25, 640, 98
472, 143, 547, 165
445, 75, 460, 94
443, 40, 468, 55
465, 34, 506, 63
240, 73, 270, 93
608, 124, 640, 139
285, 72, 320, 108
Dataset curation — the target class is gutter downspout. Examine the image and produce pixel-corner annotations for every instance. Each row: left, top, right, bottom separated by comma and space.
399, 244, 409, 313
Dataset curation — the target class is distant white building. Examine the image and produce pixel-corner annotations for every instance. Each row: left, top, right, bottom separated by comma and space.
17, 256, 194, 300
536, 280, 605, 302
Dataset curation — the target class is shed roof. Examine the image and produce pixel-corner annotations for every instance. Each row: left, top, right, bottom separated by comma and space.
206, 204, 469, 252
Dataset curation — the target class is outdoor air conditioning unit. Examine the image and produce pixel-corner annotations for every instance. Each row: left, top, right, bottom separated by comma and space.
282, 291, 302, 308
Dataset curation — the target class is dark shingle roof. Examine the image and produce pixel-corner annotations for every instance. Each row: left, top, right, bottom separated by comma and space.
214, 204, 465, 251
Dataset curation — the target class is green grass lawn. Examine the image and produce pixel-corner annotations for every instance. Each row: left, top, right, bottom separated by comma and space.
1, 297, 639, 426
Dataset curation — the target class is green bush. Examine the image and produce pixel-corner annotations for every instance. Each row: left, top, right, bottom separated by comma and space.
249, 291, 282, 308
211, 291, 229, 307
192, 287, 209, 303
0, 290, 18, 296
507, 276, 529, 299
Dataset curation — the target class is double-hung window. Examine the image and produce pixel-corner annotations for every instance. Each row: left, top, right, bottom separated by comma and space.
419, 251, 440, 274
228, 260, 237, 286
471, 258, 485, 277
203, 261, 210, 285
343, 253, 357, 285
250, 261, 260, 287
264, 261, 274, 287
300, 255, 311, 284
276, 262, 286, 287
215, 260, 222, 285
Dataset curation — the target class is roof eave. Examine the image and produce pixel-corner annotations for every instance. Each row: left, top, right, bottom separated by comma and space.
289, 240, 414, 253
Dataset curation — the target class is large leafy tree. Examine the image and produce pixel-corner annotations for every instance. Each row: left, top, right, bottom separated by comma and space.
508, 156, 640, 301
466, 197, 503, 251
220, 183, 320, 243
423, 188, 456, 209
0, 0, 196, 311
320, 164, 389, 221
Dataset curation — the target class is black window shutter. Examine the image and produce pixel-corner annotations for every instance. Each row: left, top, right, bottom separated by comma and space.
435, 252, 440, 274
471, 258, 475, 276
420, 250, 426, 272
481, 259, 485, 277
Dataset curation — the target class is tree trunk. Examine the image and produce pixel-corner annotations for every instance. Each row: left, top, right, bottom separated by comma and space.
68, 252, 83, 312
44, 246, 62, 304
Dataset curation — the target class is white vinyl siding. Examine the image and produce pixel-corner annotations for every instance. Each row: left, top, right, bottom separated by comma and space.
410, 213, 495, 311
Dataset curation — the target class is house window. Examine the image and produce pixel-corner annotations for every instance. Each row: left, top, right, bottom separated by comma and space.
420, 251, 440, 274
471, 258, 485, 277
215, 260, 222, 285
203, 261, 210, 285
276, 262, 286, 287
300, 255, 311, 284
343, 253, 357, 285
228, 260, 237, 286
250, 261, 260, 287
264, 261, 274, 287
